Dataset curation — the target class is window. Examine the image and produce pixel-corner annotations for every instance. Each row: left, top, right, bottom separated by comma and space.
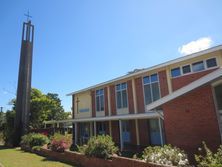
182, 65, 191, 74
143, 74, 160, 105
96, 89, 104, 112
97, 122, 106, 135
171, 67, 181, 77
116, 83, 128, 109
192, 61, 205, 72
206, 58, 217, 68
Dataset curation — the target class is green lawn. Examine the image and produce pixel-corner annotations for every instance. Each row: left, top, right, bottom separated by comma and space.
0, 146, 75, 167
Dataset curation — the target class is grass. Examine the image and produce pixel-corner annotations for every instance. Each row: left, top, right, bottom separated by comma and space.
0, 146, 75, 167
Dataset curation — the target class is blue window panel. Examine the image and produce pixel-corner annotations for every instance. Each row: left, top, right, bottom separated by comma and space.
171, 67, 181, 77
143, 76, 150, 84
192, 61, 205, 72
121, 83, 127, 90
151, 74, 158, 82
206, 58, 217, 68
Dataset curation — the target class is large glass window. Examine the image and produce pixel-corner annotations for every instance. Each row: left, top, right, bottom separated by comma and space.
143, 74, 160, 105
192, 61, 205, 72
206, 58, 217, 68
96, 89, 104, 112
171, 67, 181, 78
116, 83, 128, 109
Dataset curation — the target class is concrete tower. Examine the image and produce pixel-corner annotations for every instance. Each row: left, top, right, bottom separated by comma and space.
14, 19, 34, 145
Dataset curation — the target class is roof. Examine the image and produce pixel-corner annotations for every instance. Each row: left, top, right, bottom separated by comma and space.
67, 45, 222, 96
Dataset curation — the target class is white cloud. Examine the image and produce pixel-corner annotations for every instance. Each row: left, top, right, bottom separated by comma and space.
178, 37, 213, 55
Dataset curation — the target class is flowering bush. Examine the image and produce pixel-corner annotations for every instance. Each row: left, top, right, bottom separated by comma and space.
195, 142, 222, 167
50, 133, 72, 153
20, 133, 49, 149
142, 145, 189, 166
83, 135, 118, 159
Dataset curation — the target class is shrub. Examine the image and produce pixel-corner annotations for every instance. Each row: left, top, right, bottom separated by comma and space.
21, 133, 49, 149
50, 133, 72, 153
195, 142, 222, 167
142, 145, 189, 166
83, 135, 118, 159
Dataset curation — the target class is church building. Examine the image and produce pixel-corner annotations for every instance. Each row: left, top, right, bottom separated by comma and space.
67, 45, 222, 156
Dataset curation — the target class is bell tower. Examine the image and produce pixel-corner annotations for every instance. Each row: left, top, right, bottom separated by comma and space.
14, 13, 34, 146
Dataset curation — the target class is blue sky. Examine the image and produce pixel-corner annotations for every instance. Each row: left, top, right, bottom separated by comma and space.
0, 0, 222, 112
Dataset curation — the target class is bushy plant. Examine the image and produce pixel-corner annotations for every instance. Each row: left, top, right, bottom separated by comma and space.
83, 135, 118, 159
142, 145, 189, 166
195, 142, 222, 167
20, 133, 49, 149
50, 133, 72, 153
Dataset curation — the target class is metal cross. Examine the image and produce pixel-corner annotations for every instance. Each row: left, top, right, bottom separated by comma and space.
24, 10, 32, 22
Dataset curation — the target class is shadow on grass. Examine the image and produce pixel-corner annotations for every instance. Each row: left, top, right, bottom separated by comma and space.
0, 145, 12, 150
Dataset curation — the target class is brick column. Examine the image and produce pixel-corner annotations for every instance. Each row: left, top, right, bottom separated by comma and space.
127, 80, 135, 114
135, 77, 145, 113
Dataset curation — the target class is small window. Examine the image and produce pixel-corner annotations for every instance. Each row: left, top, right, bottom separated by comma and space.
143, 76, 150, 85
182, 65, 191, 74
192, 61, 205, 72
206, 58, 217, 68
151, 74, 158, 82
171, 67, 181, 77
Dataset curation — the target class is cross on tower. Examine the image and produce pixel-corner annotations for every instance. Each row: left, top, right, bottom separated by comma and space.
24, 10, 32, 22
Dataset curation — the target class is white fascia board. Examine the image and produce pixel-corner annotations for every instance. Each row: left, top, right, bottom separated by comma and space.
146, 68, 222, 111
67, 45, 222, 96
44, 111, 162, 124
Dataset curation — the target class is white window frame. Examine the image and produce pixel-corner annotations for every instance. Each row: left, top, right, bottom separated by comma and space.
115, 82, 128, 109
171, 57, 218, 78
95, 88, 105, 112
143, 73, 161, 106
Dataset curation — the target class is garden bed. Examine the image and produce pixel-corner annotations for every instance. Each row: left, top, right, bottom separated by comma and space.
21, 146, 173, 167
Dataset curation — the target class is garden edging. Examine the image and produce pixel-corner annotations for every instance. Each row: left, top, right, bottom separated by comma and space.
21, 147, 173, 167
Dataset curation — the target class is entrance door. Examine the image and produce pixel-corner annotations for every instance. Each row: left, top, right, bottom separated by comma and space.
214, 84, 222, 136
149, 118, 161, 145
122, 120, 131, 145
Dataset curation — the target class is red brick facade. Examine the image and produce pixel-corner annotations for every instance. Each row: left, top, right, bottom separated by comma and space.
129, 120, 137, 146
163, 85, 221, 156
138, 119, 150, 146
158, 70, 169, 97
127, 80, 135, 114
135, 77, 145, 113
111, 121, 120, 144
171, 68, 218, 91
104, 87, 109, 116
91, 90, 96, 117
110, 85, 117, 116
72, 95, 75, 119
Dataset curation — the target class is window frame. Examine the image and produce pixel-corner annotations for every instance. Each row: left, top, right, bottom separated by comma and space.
143, 73, 161, 106
115, 82, 128, 109
171, 67, 181, 78
95, 88, 105, 112
206, 57, 217, 69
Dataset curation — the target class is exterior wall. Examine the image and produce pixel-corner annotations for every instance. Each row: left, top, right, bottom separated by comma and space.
104, 87, 109, 116
129, 120, 137, 147
158, 70, 169, 97
171, 68, 218, 91
72, 95, 75, 119
138, 119, 149, 147
111, 121, 120, 144
110, 85, 117, 116
127, 80, 135, 114
135, 77, 145, 113
74, 91, 92, 119
91, 90, 96, 117
163, 85, 221, 155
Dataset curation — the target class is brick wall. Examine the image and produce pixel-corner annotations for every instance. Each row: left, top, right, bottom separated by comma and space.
72, 95, 75, 119
110, 85, 117, 116
91, 90, 96, 117
127, 80, 135, 114
111, 121, 120, 144
129, 120, 137, 147
104, 87, 109, 116
158, 70, 169, 97
172, 68, 218, 91
135, 77, 145, 113
138, 119, 150, 147
163, 85, 221, 159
